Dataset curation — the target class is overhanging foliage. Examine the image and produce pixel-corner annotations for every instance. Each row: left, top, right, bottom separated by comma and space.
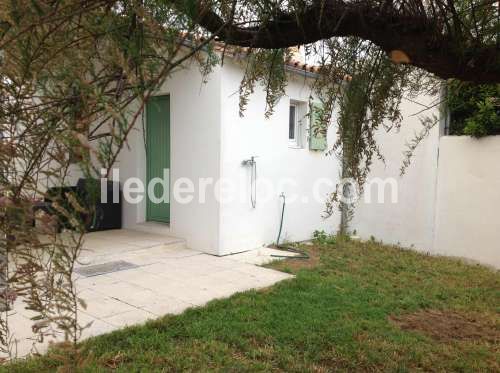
0, 1, 497, 364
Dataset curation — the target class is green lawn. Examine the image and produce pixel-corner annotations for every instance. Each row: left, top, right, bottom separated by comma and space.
5, 238, 500, 372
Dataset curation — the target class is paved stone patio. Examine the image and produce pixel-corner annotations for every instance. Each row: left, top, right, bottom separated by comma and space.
5, 230, 293, 358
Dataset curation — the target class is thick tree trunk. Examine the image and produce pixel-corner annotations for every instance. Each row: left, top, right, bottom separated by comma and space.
195, 1, 500, 83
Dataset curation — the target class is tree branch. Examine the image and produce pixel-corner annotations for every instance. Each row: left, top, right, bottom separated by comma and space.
195, 0, 500, 83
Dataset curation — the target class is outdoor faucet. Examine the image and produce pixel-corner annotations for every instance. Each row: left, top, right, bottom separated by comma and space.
242, 156, 258, 208
241, 156, 258, 166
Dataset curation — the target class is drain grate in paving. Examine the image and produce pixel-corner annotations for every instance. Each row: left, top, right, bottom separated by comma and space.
74, 260, 138, 277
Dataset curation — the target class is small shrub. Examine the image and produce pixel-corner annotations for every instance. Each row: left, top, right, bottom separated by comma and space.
312, 230, 337, 245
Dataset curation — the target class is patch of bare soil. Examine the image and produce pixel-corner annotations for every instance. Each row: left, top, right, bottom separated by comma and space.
390, 309, 500, 343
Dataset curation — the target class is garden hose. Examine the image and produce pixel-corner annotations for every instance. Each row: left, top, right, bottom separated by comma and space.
272, 193, 309, 260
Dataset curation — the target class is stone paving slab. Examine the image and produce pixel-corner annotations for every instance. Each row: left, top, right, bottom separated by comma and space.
3, 230, 293, 360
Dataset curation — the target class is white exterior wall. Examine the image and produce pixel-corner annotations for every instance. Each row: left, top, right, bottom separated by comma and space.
433, 136, 500, 267
218, 60, 340, 255
351, 96, 441, 250
111, 58, 341, 256
115, 62, 222, 254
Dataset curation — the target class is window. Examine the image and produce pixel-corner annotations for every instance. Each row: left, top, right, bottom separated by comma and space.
289, 102, 306, 147
289, 104, 297, 144
289, 100, 308, 148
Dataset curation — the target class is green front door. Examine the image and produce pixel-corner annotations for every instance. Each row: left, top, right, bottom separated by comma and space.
146, 95, 170, 223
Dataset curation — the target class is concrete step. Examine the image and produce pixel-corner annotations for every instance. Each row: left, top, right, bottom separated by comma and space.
131, 222, 173, 236
77, 229, 189, 267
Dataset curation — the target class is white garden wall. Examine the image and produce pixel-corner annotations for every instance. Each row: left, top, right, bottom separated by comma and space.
351, 95, 441, 250
433, 136, 500, 267
351, 98, 500, 269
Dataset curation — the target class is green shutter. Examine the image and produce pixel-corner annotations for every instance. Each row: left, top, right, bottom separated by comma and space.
309, 103, 328, 151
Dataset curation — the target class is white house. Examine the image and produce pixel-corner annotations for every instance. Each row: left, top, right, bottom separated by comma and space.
103, 54, 341, 256
62, 46, 499, 268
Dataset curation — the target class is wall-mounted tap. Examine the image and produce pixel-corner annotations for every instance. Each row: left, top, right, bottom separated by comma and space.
241, 156, 258, 166
242, 156, 258, 208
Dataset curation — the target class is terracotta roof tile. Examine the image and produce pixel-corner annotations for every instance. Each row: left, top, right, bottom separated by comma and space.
181, 33, 349, 78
